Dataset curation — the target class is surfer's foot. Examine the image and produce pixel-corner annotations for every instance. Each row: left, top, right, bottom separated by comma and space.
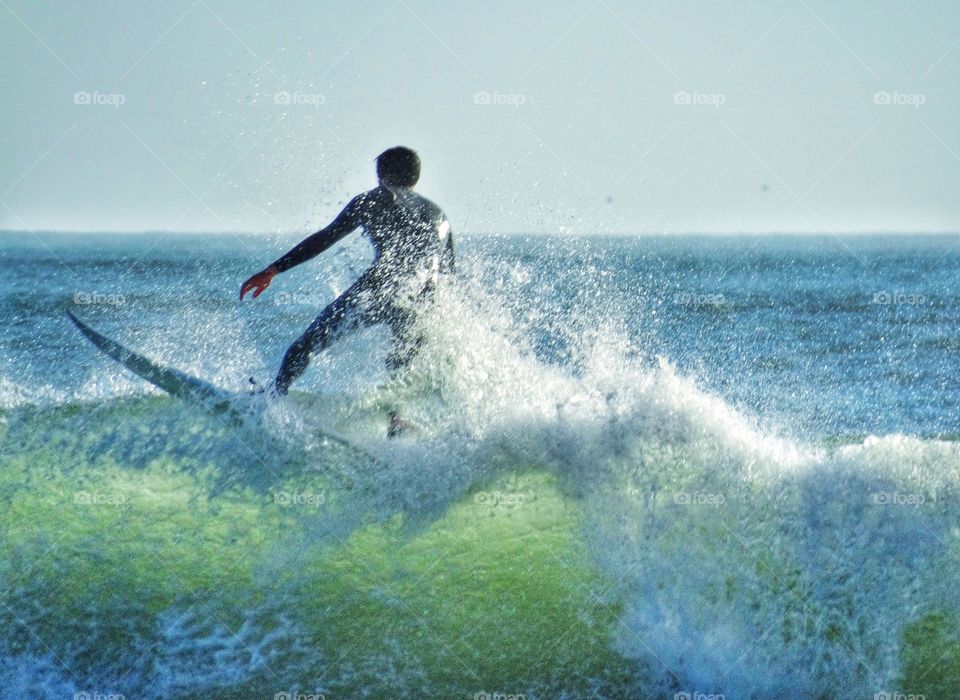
386, 411, 417, 439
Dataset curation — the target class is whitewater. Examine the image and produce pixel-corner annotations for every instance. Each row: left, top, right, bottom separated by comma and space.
1, 232, 958, 699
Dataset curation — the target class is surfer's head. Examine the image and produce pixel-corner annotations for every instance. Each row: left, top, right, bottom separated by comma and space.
376, 146, 420, 188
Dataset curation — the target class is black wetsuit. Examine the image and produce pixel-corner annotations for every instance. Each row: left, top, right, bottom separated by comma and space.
272, 185, 454, 394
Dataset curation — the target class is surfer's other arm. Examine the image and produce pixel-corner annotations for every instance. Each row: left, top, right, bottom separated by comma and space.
239, 198, 361, 300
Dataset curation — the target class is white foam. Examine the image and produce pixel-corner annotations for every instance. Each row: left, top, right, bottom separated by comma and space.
367, 275, 960, 697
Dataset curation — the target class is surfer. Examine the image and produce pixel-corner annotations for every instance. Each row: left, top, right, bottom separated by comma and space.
239, 146, 455, 417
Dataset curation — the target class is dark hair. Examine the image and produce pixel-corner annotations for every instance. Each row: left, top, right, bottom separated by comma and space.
376, 146, 420, 187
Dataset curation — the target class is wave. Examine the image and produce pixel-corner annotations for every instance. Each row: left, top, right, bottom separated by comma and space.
2, 274, 959, 698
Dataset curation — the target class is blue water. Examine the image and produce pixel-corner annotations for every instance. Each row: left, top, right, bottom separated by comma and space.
5, 232, 959, 438
2, 232, 960, 699
477, 234, 960, 439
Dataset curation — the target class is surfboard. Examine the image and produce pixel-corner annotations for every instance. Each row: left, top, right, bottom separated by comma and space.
65, 311, 379, 459
67, 310, 237, 416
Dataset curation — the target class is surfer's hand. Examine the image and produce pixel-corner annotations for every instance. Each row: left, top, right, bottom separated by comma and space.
240, 266, 277, 300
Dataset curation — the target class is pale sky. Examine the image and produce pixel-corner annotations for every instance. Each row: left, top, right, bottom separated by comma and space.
2, 0, 958, 234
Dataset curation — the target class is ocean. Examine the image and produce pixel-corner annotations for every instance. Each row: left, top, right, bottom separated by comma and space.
1, 231, 959, 698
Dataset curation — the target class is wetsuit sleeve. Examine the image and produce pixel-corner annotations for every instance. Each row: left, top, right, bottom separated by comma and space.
271, 196, 363, 273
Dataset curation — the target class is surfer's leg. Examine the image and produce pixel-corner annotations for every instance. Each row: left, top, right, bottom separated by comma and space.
384, 307, 422, 373
274, 291, 360, 395
383, 281, 435, 373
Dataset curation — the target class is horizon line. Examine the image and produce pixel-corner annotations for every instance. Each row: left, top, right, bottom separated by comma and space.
1, 229, 959, 237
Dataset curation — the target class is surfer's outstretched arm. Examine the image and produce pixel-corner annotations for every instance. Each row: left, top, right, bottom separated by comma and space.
270, 196, 363, 273
240, 196, 363, 300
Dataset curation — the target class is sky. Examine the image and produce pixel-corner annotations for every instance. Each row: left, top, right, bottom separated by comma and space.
1, 0, 958, 235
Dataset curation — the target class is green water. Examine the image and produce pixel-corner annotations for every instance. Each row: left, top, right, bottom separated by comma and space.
0, 398, 646, 698
3, 397, 960, 698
